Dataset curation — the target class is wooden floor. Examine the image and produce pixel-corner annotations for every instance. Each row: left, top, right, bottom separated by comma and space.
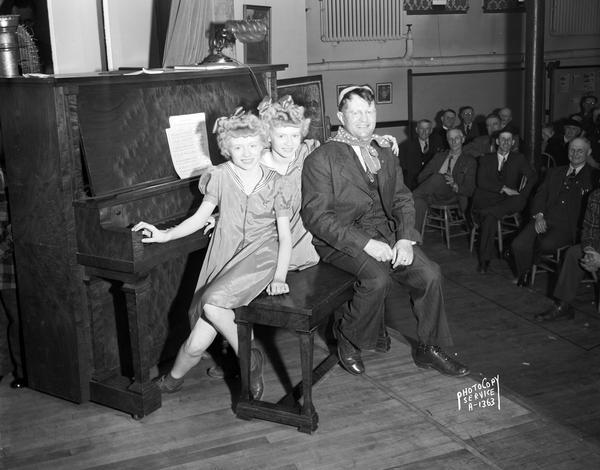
2, 235, 600, 469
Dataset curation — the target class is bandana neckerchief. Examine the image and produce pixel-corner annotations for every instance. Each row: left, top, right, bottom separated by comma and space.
329, 127, 394, 176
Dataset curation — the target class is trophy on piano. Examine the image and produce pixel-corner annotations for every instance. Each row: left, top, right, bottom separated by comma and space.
200, 19, 267, 64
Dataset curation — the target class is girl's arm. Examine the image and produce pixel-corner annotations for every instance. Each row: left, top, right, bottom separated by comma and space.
266, 215, 292, 295
132, 200, 217, 243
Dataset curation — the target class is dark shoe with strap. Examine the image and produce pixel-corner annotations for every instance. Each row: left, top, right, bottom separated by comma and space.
333, 321, 365, 375
414, 343, 469, 377
155, 373, 184, 393
249, 347, 264, 401
534, 301, 574, 322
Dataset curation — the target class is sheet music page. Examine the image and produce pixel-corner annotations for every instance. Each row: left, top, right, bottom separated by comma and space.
165, 113, 212, 178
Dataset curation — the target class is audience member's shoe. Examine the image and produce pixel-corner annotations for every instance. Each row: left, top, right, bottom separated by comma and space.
414, 343, 469, 377
333, 320, 365, 375
10, 377, 26, 389
534, 301, 574, 322
515, 271, 531, 287
375, 328, 391, 353
249, 347, 264, 401
155, 373, 184, 393
477, 260, 490, 274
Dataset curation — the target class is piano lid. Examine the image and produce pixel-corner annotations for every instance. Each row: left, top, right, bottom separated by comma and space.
76, 69, 268, 197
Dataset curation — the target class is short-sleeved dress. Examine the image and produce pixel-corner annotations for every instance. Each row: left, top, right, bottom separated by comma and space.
189, 162, 292, 326
264, 142, 320, 271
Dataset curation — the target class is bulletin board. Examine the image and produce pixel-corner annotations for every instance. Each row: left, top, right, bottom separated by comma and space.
407, 68, 524, 139
549, 65, 600, 121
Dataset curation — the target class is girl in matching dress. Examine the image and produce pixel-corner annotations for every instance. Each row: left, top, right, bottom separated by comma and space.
132, 110, 292, 400
258, 95, 320, 271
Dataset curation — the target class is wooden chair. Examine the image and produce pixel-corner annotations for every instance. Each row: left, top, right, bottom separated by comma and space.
421, 203, 469, 249
469, 212, 521, 255
530, 245, 570, 285
541, 152, 556, 169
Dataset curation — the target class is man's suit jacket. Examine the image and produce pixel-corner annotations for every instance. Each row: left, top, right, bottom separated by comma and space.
301, 141, 421, 260
459, 122, 480, 143
463, 134, 495, 159
531, 164, 598, 242
416, 150, 477, 199
400, 138, 438, 190
473, 151, 537, 210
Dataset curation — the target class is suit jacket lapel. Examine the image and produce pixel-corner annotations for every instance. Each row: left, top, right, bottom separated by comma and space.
338, 145, 371, 195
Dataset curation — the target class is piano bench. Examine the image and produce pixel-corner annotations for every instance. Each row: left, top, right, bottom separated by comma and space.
235, 262, 355, 434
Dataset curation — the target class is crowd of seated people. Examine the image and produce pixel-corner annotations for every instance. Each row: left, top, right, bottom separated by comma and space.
403, 96, 600, 322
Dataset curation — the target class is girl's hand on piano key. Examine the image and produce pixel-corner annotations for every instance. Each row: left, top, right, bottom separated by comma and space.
131, 221, 169, 243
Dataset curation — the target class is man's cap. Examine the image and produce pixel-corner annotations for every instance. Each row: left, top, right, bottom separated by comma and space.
338, 85, 374, 105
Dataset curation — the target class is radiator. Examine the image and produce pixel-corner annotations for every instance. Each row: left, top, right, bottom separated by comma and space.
320, 0, 404, 42
551, 0, 600, 36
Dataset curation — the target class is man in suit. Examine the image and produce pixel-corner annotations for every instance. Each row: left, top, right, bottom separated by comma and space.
511, 138, 598, 286
498, 107, 520, 151
301, 85, 469, 378
400, 119, 443, 190
463, 114, 502, 159
458, 106, 480, 144
545, 118, 583, 167
432, 109, 458, 151
535, 186, 600, 322
413, 128, 477, 232
472, 130, 537, 273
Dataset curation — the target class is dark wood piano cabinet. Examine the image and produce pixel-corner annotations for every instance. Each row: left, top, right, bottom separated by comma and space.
0, 65, 285, 416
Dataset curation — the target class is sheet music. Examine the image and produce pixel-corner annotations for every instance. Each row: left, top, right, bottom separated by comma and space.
165, 113, 212, 178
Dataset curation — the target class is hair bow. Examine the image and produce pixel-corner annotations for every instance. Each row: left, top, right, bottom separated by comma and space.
212, 106, 246, 134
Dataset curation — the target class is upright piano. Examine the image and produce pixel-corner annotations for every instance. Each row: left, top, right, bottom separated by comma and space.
0, 64, 286, 417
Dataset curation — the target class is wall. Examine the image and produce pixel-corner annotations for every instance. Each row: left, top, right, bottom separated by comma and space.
305, 0, 600, 139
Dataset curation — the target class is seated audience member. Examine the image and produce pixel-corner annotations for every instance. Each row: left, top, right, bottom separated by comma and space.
498, 107, 520, 150
510, 137, 598, 286
413, 128, 476, 232
400, 119, 443, 190
535, 187, 600, 322
545, 118, 583, 166
432, 109, 458, 150
575, 95, 598, 133
463, 114, 502, 158
458, 106, 480, 144
472, 130, 537, 273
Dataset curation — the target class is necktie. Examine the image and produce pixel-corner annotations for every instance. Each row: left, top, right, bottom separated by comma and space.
423, 141, 429, 154
359, 146, 381, 182
565, 168, 577, 185
499, 156, 507, 172
446, 154, 454, 175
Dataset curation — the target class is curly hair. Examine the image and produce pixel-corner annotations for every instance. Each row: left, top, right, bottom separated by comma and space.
258, 95, 311, 138
213, 107, 269, 159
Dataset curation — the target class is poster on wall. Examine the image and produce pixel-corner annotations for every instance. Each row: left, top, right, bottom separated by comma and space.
558, 72, 571, 93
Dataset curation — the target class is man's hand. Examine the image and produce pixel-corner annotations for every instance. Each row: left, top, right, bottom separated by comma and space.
534, 215, 547, 234
580, 247, 600, 273
364, 239, 394, 263
392, 239, 414, 268
444, 174, 458, 192
500, 186, 520, 196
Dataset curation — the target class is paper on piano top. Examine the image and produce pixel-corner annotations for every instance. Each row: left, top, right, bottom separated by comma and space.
165, 113, 213, 179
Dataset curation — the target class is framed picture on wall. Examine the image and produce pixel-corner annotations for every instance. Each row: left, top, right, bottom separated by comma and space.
376, 82, 392, 104
243, 5, 271, 64
277, 75, 327, 143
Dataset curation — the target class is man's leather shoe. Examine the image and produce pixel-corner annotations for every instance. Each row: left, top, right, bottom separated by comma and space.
477, 260, 490, 274
534, 302, 574, 322
249, 348, 264, 400
333, 321, 365, 375
515, 271, 530, 287
10, 377, 26, 389
375, 328, 391, 353
414, 343, 469, 377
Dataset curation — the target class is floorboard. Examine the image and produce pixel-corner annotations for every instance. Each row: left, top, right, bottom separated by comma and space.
1, 236, 600, 469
